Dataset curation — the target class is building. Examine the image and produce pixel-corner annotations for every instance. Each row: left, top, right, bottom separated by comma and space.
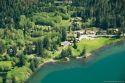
61, 41, 71, 47
85, 30, 96, 35
96, 30, 107, 35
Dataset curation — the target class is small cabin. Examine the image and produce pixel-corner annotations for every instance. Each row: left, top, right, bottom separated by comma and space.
61, 41, 71, 47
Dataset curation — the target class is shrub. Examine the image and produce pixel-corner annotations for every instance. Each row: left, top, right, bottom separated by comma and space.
0, 40, 5, 54
0, 61, 12, 71
6, 67, 32, 83
0, 65, 4, 71
31, 31, 43, 37
0, 76, 3, 83
60, 13, 70, 20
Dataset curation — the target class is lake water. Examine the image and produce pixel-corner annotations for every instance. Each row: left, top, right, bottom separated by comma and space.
27, 41, 125, 83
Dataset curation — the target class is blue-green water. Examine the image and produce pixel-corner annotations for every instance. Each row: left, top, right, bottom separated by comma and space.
27, 41, 125, 83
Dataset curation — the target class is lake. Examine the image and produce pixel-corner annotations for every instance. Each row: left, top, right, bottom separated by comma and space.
27, 41, 125, 83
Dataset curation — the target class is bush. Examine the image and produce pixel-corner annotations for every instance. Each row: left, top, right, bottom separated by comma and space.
60, 13, 70, 20
0, 65, 4, 71
0, 61, 12, 71
80, 47, 86, 56
0, 76, 3, 83
32, 13, 56, 27
31, 31, 43, 37
0, 40, 5, 54
6, 67, 32, 83
4, 55, 11, 61
53, 16, 62, 23
59, 47, 72, 59
24, 44, 33, 55
30, 58, 40, 72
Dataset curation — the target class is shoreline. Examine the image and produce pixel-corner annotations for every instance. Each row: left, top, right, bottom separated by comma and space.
25, 38, 125, 83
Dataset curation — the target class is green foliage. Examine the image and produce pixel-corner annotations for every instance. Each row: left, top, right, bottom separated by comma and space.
18, 54, 27, 67
0, 40, 5, 54
43, 36, 50, 50
60, 49, 67, 58
80, 47, 86, 56
6, 67, 32, 83
31, 31, 43, 37
59, 47, 72, 59
0, 76, 3, 83
0, 0, 38, 28
67, 47, 73, 56
0, 0, 124, 82
30, 59, 36, 72
30, 58, 40, 72
32, 13, 62, 27
24, 44, 34, 55
19, 15, 33, 37
19, 15, 28, 28
35, 39, 44, 57
60, 13, 70, 20
0, 61, 12, 72
73, 37, 77, 49
61, 27, 67, 41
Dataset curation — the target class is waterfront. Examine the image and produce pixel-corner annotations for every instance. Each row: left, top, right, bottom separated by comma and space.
27, 41, 125, 83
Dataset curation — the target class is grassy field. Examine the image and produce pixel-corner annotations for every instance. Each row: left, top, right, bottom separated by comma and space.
50, 37, 122, 58
72, 37, 121, 56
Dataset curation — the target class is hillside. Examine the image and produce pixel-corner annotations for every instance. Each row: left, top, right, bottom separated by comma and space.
0, 0, 125, 82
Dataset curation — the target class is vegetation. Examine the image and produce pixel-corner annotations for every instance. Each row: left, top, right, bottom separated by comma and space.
0, 0, 125, 82
59, 47, 72, 59
0, 76, 3, 83
0, 61, 13, 72
72, 37, 121, 56
6, 67, 32, 83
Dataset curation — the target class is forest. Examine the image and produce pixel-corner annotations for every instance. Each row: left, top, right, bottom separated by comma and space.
0, 0, 125, 82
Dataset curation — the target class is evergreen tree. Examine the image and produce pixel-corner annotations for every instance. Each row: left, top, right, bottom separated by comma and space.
73, 37, 77, 49
35, 39, 44, 57
43, 36, 50, 50
30, 59, 36, 72
60, 49, 67, 58
19, 54, 27, 66
80, 47, 86, 56
67, 47, 72, 57
61, 28, 67, 41
12, 76, 16, 83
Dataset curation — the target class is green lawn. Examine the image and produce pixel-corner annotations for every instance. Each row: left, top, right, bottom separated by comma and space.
72, 37, 121, 56
51, 37, 121, 58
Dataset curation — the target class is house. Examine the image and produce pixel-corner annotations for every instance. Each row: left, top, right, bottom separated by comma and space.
96, 30, 107, 35
61, 41, 71, 47
74, 31, 84, 35
86, 30, 96, 35
108, 28, 119, 35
